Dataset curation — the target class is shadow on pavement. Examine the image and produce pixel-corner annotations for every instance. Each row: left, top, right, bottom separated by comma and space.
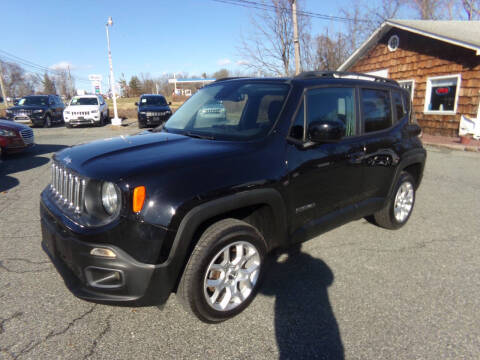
261, 244, 344, 359
0, 144, 68, 192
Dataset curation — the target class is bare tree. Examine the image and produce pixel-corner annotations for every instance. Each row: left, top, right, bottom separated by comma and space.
404, 0, 458, 19
461, 0, 480, 18
238, 0, 301, 76
314, 30, 350, 71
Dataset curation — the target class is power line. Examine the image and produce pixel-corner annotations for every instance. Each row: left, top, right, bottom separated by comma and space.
0, 49, 104, 86
210, 0, 370, 23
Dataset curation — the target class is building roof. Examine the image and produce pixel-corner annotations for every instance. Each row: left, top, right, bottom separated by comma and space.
338, 20, 480, 71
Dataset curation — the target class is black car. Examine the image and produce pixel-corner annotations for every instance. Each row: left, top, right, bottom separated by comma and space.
135, 94, 172, 128
40, 72, 426, 323
6, 95, 64, 127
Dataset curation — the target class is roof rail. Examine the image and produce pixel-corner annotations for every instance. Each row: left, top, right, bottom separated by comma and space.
295, 71, 399, 85
213, 77, 250, 83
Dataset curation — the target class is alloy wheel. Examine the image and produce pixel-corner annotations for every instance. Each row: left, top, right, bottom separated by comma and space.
393, 181, 414, 223
203, 241, 261, 311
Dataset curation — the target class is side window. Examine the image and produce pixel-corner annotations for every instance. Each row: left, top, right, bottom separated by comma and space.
361, 89, 392, 133
306, 87, 356, 137
289, 101, 304, 140
393, 91, 406, 121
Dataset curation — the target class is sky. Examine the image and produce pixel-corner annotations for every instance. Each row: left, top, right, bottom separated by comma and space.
2, 0, 411, 91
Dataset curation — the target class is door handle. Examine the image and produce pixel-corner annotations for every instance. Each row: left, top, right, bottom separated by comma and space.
347, 146, 366, 165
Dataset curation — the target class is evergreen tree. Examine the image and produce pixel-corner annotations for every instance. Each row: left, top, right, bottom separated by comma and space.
42, 73, 56, 94
129, 76, 142, 97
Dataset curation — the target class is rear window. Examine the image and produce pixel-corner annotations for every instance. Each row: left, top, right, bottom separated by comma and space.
361, 89, 392, 133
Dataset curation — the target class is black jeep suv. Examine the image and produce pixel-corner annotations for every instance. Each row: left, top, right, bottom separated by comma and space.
136, 94, 172, 128
40, 72, 426, 322
6, 95, 64, 127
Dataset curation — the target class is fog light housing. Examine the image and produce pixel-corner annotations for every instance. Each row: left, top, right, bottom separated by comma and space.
85, 267, 124, 288
90, 247, 116, 258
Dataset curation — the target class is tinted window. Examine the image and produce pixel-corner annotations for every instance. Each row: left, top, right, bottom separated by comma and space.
393, 91, 406, 120
307, 87, 356, 137
361, 89, 392, 133
18, 96, 49, 106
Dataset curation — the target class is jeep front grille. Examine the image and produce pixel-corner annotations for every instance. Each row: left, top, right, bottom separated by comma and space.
50, 162, 86, 214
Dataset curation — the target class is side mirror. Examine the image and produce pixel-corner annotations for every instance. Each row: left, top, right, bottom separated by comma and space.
308, 120, 345, 143
135, 102, 138, 106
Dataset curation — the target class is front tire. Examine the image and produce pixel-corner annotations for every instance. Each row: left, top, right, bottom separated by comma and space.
373, 172, 416, 229
43, 114, 52, 128
177, 218, 267, 323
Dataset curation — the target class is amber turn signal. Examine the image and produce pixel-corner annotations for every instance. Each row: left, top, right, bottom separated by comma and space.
133, 186, 146, 213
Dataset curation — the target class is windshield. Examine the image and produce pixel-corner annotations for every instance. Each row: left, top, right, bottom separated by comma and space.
163, 82, 290, 140
140, 96, 167, 106
70, 97, 98, 106
18, 96, 48, 106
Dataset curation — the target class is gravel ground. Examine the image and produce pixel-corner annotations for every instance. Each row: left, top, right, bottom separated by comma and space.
0, 123, 479, 360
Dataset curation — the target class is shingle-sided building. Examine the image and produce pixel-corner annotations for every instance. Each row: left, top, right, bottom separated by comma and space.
338, 20, 480, 137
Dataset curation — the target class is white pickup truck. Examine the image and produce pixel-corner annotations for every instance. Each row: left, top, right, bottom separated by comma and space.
63, 95, 109, 128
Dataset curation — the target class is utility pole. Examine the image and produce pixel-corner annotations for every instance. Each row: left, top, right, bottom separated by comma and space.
291, 0, 301, 75
0, 61, 9, 110
106, 16, 121, 126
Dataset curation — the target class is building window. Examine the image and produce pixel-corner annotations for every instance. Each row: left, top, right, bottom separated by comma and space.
424, 75, 461, 115
388, 35, 400, 52
398, 80, 415, 100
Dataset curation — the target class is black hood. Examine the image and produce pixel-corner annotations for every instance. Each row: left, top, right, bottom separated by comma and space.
53, 131, 255, 182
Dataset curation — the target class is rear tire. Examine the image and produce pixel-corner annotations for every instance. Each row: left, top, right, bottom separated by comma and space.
373, 172, 416, 229
177, 218, 267, 323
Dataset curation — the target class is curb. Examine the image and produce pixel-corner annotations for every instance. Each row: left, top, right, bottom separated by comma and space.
423, 141, 480, 153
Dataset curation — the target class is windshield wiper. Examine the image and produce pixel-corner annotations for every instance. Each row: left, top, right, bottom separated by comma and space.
184, 132, 215, 140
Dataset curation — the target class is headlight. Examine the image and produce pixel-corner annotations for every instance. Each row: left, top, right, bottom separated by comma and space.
0, 129, 16, 137
91, 110, 98, 113
33, 109, 44, 113
64, 111, 70, 115
101, 182, 120, 215
139, 111, 146, 114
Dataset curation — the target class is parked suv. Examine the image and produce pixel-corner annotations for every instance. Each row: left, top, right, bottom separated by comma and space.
40, 72, 426, 322
6, 95, 64, 127
64, 95, 109, 128
136, 94, 172, 128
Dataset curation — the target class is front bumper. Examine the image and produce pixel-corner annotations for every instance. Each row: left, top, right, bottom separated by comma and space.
40, 192, 176, 306
65, 116, 100, 126
138, 114, 171, 126
8, 115, 44, 126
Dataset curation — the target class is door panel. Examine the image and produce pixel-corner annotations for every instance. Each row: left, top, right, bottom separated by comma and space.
359, 88, 399, 206
286, 86, 365, 240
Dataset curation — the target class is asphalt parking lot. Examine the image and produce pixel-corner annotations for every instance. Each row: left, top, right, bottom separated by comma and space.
1, 124, 479, 359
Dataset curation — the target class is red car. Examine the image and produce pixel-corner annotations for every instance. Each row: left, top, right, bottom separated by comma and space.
0, 119, 34, 157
